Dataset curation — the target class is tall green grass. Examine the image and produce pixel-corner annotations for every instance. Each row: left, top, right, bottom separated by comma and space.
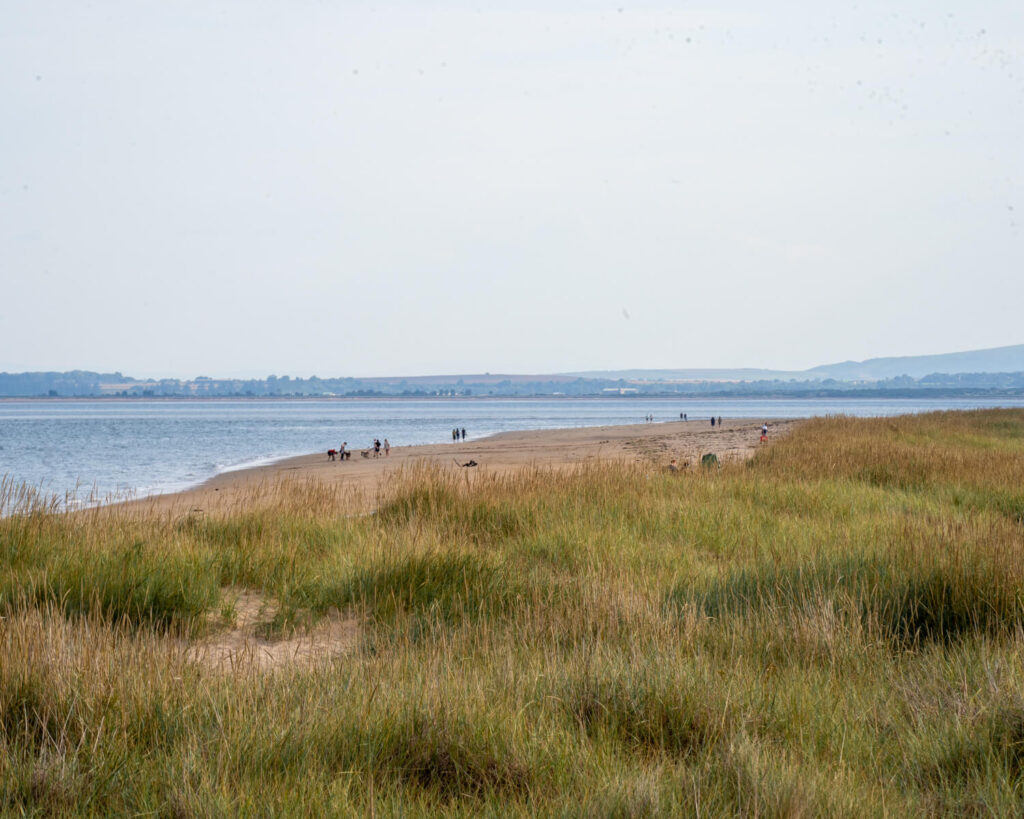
3, 409, 1024, 815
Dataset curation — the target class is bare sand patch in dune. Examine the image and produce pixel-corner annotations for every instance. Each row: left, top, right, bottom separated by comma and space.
187, 589, 359, 672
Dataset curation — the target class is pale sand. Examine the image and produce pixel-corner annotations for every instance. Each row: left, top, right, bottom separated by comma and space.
127, 417, 798, 518
186, 589, 359, 672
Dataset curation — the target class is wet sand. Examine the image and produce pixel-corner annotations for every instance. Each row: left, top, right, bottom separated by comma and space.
125, 418, 797, 516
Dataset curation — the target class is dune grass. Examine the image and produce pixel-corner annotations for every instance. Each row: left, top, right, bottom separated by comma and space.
3, 409, 1024, 815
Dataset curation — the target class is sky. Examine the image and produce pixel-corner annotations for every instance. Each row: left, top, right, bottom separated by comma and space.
2, 1, 1022, 379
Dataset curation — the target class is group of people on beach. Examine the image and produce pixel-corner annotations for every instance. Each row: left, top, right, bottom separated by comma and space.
326, 438, 390, 461
328, 427, 470, 461
638, 413, 770, 438
653, 413, 730, 425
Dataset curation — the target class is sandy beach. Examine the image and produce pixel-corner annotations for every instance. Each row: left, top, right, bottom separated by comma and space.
128, 417, 797, 516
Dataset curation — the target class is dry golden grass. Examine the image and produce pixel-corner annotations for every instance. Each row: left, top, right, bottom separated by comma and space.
3, 409, 1024, 815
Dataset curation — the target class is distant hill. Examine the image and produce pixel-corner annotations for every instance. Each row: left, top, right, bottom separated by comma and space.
805, 344, 1024, 381
3, 344, 1024, 397
569, 344, 1024, 383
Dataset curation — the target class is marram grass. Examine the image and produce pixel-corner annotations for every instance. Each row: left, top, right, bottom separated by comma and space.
3, 409, 1024, 815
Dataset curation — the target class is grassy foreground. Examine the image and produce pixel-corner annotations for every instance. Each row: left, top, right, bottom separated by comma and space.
3, 410, 1024, 816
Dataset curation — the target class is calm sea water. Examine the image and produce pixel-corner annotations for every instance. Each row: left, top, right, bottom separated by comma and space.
2, 396, 1023, 505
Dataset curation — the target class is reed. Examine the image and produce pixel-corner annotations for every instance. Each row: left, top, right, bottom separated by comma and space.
3, 409, 1024, 815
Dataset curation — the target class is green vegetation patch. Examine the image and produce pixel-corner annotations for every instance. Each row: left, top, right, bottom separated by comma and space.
562, 669, 729, 759
1, 537, 219, 634
0, 676, 66, 752
297, 551, 528, 628
680, 551, 1024, 647
379, 479, 537, 545
370, 709, 532, 800
918, 706, 1024, 789
951, 487, 1024, 525
376, 479, 460, 526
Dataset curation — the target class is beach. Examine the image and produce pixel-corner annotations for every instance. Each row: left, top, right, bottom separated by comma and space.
129, 417, 796, 515
11, 410, 1024, 813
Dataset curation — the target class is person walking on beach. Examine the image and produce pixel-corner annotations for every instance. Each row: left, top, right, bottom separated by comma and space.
718, 416, 722, 427
711, 416, 715, 428
384, 438, 390, 456
373, 438, 381, 457
453, 428, 458, 442
339, 442, 347, 460
461, 427, 466, 440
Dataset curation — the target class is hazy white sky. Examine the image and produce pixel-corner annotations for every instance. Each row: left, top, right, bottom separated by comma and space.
2, 1, 1021, 378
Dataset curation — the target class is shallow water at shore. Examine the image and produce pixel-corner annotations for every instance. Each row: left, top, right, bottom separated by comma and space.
3, 396, 1023, 504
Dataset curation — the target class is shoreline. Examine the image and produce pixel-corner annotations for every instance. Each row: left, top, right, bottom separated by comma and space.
122, 417, 797, 516
6, 390, 1024, 403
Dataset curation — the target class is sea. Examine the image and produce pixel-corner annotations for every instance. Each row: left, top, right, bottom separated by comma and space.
3, 396, 1023, 507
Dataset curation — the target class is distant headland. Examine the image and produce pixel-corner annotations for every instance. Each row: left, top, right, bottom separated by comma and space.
3, 344, 1024, 399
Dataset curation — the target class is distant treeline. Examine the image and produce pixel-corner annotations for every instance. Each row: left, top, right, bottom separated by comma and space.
2, 370, 1024, 399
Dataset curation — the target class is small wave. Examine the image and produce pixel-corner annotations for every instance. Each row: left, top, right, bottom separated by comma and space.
215, 451, 308, 474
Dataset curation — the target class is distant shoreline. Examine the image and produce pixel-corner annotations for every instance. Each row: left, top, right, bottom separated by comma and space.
4, 389, 1024, 402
